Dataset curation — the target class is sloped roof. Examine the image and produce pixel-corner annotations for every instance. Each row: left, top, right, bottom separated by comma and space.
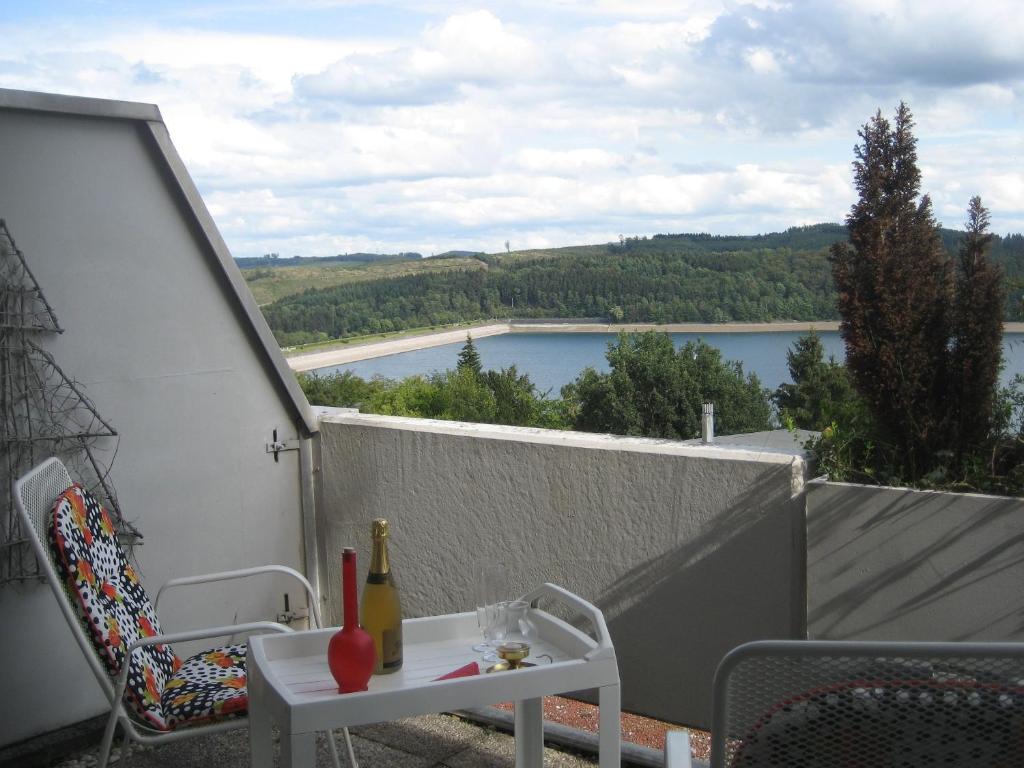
0, 87, 316, 434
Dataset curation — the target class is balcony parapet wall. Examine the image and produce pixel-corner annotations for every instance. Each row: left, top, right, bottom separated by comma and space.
807, 479, 1024, 643
316, 413, 808, 728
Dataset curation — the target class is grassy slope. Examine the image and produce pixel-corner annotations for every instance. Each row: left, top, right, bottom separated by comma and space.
243, 256, 487, 305
243, 245, 617, 305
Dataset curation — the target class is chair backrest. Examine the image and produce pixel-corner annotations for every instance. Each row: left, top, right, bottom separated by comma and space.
15, 456, 75, 552
14, 457, 179, 730
15, 458, 115, 695
712, 640, 1024, 767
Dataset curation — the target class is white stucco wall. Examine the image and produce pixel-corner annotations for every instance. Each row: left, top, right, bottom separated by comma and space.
807, 480, 1024, 642
317, 413, 808, 729
0, 105, 310, 744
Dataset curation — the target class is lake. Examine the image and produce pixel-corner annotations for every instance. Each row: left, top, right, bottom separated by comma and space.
316, 330, 1024, 395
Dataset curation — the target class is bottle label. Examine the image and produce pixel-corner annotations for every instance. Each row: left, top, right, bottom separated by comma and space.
382, 627, 403, 669
366, 572, 389, 585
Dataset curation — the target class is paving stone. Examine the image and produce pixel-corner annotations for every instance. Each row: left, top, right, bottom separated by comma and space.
350, 714, 489, 763
41, 714, 600, 767
338, 731, 433, 768
440, 728, 596, 768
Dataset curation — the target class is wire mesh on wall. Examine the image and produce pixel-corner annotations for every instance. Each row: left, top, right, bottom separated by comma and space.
1, 219, 139, 585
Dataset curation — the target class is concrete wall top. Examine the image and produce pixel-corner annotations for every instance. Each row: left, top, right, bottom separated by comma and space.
322, 412, 807, 466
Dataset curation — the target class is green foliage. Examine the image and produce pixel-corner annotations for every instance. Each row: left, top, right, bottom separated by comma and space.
563, 332, 772, 439
297, 370, 379, 406
483, 365, 548, 426
275, 329, 332, 347
773, 332, 859, 431
803, 413, 880, 485
439, 367, 497, 422
298, 359, 569, 430
457, 334, 483, 376
366, 375, 448, 417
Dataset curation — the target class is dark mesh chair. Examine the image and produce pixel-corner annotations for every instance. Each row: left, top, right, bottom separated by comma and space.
665, 640, 1024, 767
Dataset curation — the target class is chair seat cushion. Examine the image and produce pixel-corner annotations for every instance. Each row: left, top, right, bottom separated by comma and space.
49, 484, 180, 730
162, 643, 248, 729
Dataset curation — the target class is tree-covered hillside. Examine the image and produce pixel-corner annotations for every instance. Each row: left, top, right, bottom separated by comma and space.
258, 224, 1024, 346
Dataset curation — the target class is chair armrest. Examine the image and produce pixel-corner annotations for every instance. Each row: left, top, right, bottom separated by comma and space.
155, 564, 323, 628
126, 621, 292, 653
664, 731, 693, 768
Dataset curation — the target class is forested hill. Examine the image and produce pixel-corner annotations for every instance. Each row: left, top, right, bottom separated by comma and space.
256, 224, 1024, 346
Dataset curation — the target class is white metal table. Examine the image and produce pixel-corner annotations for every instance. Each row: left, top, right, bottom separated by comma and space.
248, 583, 620, 768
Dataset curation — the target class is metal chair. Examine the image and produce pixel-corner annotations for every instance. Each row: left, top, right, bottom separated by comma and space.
14, 456, 357, 768
665, 639, 1024, 767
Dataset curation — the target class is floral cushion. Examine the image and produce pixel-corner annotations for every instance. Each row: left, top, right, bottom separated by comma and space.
162, 644, 248, 729
49, 485, 181, 729
48, 484, 253, 731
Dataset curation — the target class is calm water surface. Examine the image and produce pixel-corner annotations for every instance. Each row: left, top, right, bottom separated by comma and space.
319, 331, 1024, 395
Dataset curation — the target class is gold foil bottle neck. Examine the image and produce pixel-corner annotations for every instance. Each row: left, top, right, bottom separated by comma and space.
371, 518, 390, 539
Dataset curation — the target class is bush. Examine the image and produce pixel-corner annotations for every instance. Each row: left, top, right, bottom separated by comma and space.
564, 332, 772, 439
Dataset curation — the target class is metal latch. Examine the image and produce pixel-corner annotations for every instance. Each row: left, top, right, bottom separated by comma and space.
266, 428, 299, 462
277, 593, 309, 625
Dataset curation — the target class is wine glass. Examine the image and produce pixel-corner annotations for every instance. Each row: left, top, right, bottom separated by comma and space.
502, 600, 538, 646
481, 601, 512, 662
473, 567, 502, 654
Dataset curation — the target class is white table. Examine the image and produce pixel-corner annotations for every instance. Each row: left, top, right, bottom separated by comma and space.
248, 583, 621, 768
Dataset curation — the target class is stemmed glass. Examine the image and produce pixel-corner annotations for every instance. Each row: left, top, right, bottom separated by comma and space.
473, 567, 506, 661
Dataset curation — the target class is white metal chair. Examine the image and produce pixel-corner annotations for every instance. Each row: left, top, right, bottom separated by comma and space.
665, 639, 1024, 767
14, 456, 357, 768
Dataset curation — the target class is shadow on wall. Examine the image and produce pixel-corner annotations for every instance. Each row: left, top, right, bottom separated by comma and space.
807, 481, 1024, 643
597, 463, 805, 729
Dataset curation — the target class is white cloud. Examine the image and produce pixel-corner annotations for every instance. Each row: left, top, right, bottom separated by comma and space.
0, 1, 1020, 256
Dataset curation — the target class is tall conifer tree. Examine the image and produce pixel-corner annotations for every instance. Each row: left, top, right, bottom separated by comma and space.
950, 197, 1005, 455
457, 333, 482, 376
830, 103, 952, 478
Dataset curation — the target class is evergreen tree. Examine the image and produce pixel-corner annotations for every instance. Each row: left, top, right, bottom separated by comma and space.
773, 332, 858, 431
829, 103, 952, 479
949, 197, 1005, 456
457, 334, 482, 376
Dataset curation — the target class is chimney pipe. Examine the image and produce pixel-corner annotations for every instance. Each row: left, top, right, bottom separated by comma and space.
701, 403, 714, 444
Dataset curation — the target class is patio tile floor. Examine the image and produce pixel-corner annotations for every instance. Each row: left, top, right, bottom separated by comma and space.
47, 714, 600, 768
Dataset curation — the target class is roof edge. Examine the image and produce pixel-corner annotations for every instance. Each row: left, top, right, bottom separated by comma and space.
0, 88, 162, 123
143, 120, 317, 435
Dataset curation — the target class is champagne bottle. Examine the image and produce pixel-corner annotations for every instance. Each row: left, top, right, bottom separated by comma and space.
361, 518, 403, 674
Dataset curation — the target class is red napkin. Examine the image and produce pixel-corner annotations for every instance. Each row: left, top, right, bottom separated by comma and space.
433, 661, 480, 681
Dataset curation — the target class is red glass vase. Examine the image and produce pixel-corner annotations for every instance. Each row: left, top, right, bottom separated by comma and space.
327, 547, 376, 693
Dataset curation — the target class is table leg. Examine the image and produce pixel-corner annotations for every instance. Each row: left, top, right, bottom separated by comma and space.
598, 683, 621, 768
514, 697, 544, 768
248, 659, 273, 768
281, 732, 317, 768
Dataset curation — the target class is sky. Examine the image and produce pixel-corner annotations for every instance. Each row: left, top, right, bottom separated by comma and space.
2, 1, 1022, 258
